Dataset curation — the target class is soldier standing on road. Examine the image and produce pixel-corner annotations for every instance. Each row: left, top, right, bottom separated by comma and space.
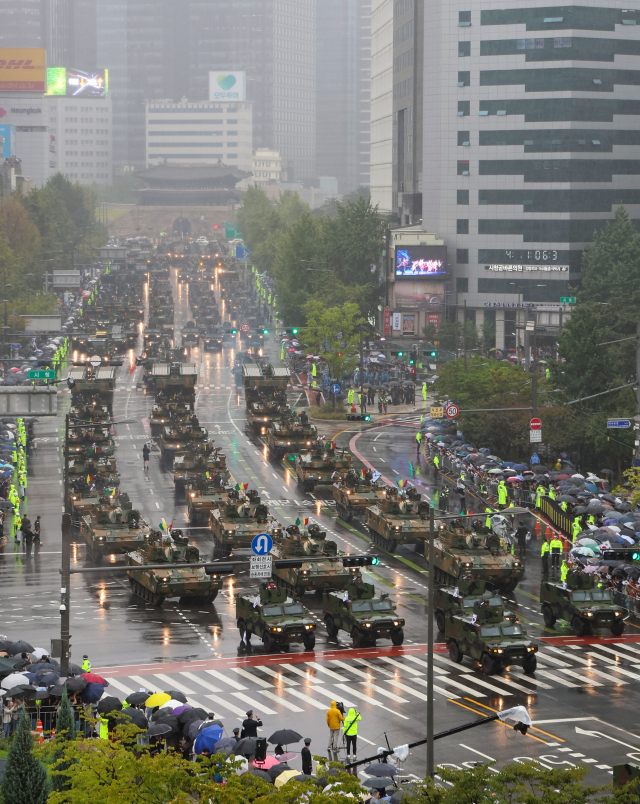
240, 710, 262, 738
301, 738, 313, 775
142, 443, 150, 471
515, 524, 528, 561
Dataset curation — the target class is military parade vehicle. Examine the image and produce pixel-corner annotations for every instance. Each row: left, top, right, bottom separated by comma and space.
266, 411, 317, 457
236, 583, 317, 652
187, 482, 235, 525
181, 321, 200, 345
366, 493, 431, 552
173, 446, 229, 492
290, 441, 352, 493
149, 398, 192, 436
126, 531, 233, 606
323, 579, 405, 647
431, 517, 525, 593
246, 399, 291, 438
80, 507, 151, 564
434, 575, 516, 634
203, 329, 224, 351
209, 492, 283, 556
242, 363, 290, 408
444, 589, 538, 675
541, 568, 627, 636
157, 417, 210, 467
333, 469, 387, 522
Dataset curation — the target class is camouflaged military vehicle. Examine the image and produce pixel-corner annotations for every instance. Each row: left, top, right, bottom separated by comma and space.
613, 763, 640, 789
432, 519, 525, 593
242, 363, 290, 409
173, 447, 229, 492
366, 493, 431, 552
150, 399, 193, 436
236, 583, 316, 652
81, 507, 151, 564
246, 399, 291, 438
209, 493, 283, 556
541, 568, 627, 636
444, 590, 538, 675
187, 483, 236, 525
323, 579, 405, 647
333, 469, 388, 522
158, 419, 210, 467
289, 441, 352, 493
126, 531, 233, 606
434, 575, 517, 633
267, 413, 317, 458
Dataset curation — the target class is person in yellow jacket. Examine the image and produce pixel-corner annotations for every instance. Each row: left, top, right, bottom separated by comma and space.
497, 480, 508, 507
572, 517, 582, 541
549, 535, 563, 572
485, 506, 495, 529
326, 700, 344, 760
560, 560, 569, 583
541, 539, 549, 575
99, 715, 109, 740
548, 486, 556, 501
343, 707, 362, 760
416, 431, 422, 454
535, 485, 546, 508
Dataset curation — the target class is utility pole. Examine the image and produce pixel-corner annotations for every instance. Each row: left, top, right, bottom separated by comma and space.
636, 321, 640, 463
60, 512, 71, 676
463, 300, 467, 373
427, 506, 435, 777
360, 326, 365, 416
531, 322, 537, 419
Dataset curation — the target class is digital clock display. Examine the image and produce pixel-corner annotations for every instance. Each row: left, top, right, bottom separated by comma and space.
504, 250, 558, 262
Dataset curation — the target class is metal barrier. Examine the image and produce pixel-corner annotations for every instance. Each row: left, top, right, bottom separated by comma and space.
538, 496, 572, 537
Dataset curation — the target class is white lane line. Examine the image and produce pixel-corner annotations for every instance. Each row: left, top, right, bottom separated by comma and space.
537, 649, 574, 667
231, 668, 273, 688
432, 654, 474, 673
331, 683, 410, 719
378, 656, 424, 675
533, 669, 579, 688
503, 670, 553, 690
307, 684, 357, 709
180, 672, 223, 693
305, 662, 348, 682
152, 673, 196, 694
284, 688, 328, 710
414, 675, 486, 697
280, 663, 313, 679
355, 658, 411, 679
330, 660, 373, 681
204, 693, 246, 717
250, 666, 299, 686
358, 682, 409, 704
385, 678, 460, 700
256, 689, 304, 712
231, 691, 277, 715
557, 668, 604, 686
103, 677, 135, 696
204, 668, 247, 690
614, 642, 640, 657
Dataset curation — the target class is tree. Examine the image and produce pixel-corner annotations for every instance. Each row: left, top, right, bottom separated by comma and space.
49, 689, 76, 792
272, 213, 324, 325
1, 709, 49, 804
300, 300, 365, 382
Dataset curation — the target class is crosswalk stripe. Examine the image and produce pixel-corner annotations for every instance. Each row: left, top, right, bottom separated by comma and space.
305, 662, 348, 682
250, 666, 299, 686
432, 654, 474, 673
378, 657, 424, 675
504, 671, 552, 690
205, 668, 247, 690
358, 682, 409, 704
104, 677, 135, 696
204, 693, 247, 717
129, 674, 161, 692
538, 649, 573, 667
179, 672, 223, 693
353, 658, 402, 678
128, 674, 207, 710
152, 673, 196, 695
414, 674, 486, 697
532, 669, 578, 688
600, 643, 640, 663
256, 690, 304, 712
614, 642, 640, 658
231, 691, 277, 715
284, 688, 328, 710
585, 650, 616, 664
307, 685, 357, 708
587, 648, 640, 681
557, 668, 604, 686
231, 668, 273, 688
576, 665, 627, 685
403, 655, 444, 672
332, 683, 410, 719
280, 663, 312, 679
330, 660, 372, 680
385, 678, 460, 700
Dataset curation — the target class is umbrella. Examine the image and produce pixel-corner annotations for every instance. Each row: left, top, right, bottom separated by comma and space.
48, 684, 65, 697
194, 724, 224, 754
125, 691, 149, 706
118, 708, 148, 729
1, 673, 32, 690
573, 506, 588, 515
601, 469, 613, 475
177, 707, 208, 725
37, 672, 60, 687
247, 768, 273, 782
82, 672, 108, 685
572, 547, 597, 557
97, 696, 123, 715
365, 764, 399, 777
187, 721, 205, 741
214, 737, 238, 751
65, 676, 87, 692
163, 690, 188, 704
362, 777, 395, 790
81, 682, 105, 704
67, 663, 82, 676
253, 755, 283, 770
235, 737, 258, 757
557, 495, 577, 503
35, 664, 59, 673
2, 685, 34, 698
31, 648, 49, 660
587, 503, 606, 514
148, 723, 172, 737
7, 641, 34, 656
171, 704, 191, 716
159, 698, 184, 710
146, 692, 171, 707
291, 774, 315, 783
268, 763, 291, 780
151, 713, 179, 732
268, 729, 303, 745
275, 769, 302, 789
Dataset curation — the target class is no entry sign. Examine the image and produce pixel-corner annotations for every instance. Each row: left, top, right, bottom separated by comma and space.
530, 418, 542, 430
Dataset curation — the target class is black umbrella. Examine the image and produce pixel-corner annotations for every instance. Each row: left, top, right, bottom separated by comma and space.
587, 503, 606, 514
268, 764, 291, 780
0, 639, 12, 652
97, 696, 123, 715
35, 663, 59, 673
125, 691, 149, 706
65, 676, 87, 692
37, 672, 59, 687
117, 708, 148, 729
557, 495, 577, 503
247, 768, 273, 782
573, 506, 588, 515
363, 777, 394, 789
267, 729, 302, 745
148, 722, 172, 737
3, 685, 33, 698
151, 709, 177, 724
187, 721, 204, 741
151, 713, 179, 732
67, 663, 82, 676
214, 737, 238, 751
177, 707, 208, 725
616, 502, 633, 512
532, 465, 548, 473
235, 737, 258, 757
0, 501, 14, 510
292, 774, 315, 782
364, 764, 399, 777
163, 690, 188, 704
48, 684, 65, 696
7, 641, 34, 656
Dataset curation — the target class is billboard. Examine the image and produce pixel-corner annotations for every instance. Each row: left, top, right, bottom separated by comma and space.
394, 279, 445, 311
0, 125, 16, 158
395, 245, 447, 277
209, 71, 246, 102
0, 48, 46, 92
46, 68, 108, 97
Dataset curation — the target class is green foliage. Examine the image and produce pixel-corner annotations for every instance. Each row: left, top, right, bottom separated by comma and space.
49, 690, 76, 792
1, 709, 49, 804
272, 213, 323, 325
432, 321, 480, 353
300, 300, 365, 381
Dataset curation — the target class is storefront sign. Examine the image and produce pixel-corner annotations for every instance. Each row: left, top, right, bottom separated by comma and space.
383, 306, 390, 336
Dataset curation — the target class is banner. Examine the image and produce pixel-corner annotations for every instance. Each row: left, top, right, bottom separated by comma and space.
0, 49, 46, 92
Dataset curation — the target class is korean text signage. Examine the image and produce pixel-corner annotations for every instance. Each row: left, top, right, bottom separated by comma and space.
209, 71, 246, 102
427, 313, 440, 330
0, 49, 46, 92
383, 307, 390, 336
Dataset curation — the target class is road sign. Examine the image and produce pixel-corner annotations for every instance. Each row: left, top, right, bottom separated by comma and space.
445, 403, 459, 419
430, 406, 444, 419
240, 323, 250, 333
251, 532, 273, 555
530, 453, 540, 464
560, 297, 576, 304
249, 554, 273, 579
330, 383, 341, 394
28, 370, 55, 380
607, 419, 631, 429
530, 417, 542, 430
90, 355, 101, 367
530, 429, 542, 443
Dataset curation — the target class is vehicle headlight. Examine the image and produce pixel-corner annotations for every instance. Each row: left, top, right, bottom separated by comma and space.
191, 493, 195, 497
302, 570, 308, 575
393, 620, 401, 626
584, 611, 593, 617
98, 536, 104, 541
363, 622, 372, 628
614, 611, 622, 616
227, 529, 234, 534
264, 417, 268, 422
527, 646, 536, 652
161, 577, 169, 582
395, 526, 400, 531
514, 561, 521, 567
463, 562, 472, 567
287, 441, 291, 445
276, 627, 283, 632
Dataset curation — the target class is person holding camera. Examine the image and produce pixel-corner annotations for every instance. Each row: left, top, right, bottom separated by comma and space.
343, 707, 362, 760
326, 700, 344, 760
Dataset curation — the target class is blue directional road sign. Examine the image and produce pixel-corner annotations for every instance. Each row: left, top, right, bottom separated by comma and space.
330, 383, 341, 394
530, 453, 540, 464
607, 419, 631, 429
252, 532, 273, 555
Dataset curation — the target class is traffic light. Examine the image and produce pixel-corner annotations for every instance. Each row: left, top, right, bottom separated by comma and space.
409, 357, 415, 365
430, 349, 437, 358
346, 414, 371, 422
263, 328, 269, 335
342, 555, 380, 567
633, 552, 640, 561
292, 327, 299, 335
231, 327, 238, 335
391, 350, 404, 357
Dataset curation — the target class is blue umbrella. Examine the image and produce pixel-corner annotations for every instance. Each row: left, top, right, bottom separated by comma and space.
23, 673, 39, 683
584, 482, 599, 493
513, 463, 528, 471
193, 724, 224, 754
81, 682, 105, 704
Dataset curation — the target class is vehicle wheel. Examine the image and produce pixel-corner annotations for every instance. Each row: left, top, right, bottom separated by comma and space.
448, 640, 463, 664
522, 654, 537, 674
386, 539, 398, 553
303, 635, 316, 651
481, 653, 496, 676
325, 616, 338, 640
391, 628, 404, 646
303, 480, 315, 493
572, 616, 587, 637
435, 611, 446, 633
346, 510, 353, 523
351, 628, 364, 648
542, 605, 556, 628
154, 594, 165, 607
262, 633, 274, 653
611, 619, 625, 636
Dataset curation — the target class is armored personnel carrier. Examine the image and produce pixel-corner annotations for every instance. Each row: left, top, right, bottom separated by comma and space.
333, 470, 387, 522
444, 590, 538, 675
266, 412, 317, 457
81, 507, 151, 564
541, 568, 627, 636
291, 441, 352, 493
173, 447, 229, 492
150, 399, 193, 437
366, 494, 431, 552
158, 419, 210, 467
434, 575, 516, 634
432, 518, 525, 593
323, 580, 405, 647
247, 399, 291, 439
210, 493, 283, 557
126, 531, 232, 606
187, 483, 235, 525
236, 583, 316, 652
242, 363, 290, 409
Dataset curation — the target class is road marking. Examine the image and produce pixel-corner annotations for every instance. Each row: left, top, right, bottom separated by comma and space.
532, 669, 579, 688
283, 687, 328, 710
203, 693, 246, 717
280, 663, 312, 679
378, 656, 424, 675
231, 668, 273, 688
357, 682, 409, 704
537, 650, 572, 667
432, 654, 474, 673
330, 660, 372, 680
103, 677, 135, 696
250, 666, 299, 686
557, 668, 604, 686
179, 672, 222, 693
256, 689, 304, 712
231, 691, 277, 715
331, 683, 410, 719
507, 670, 553, 689
304, 662, 349, 682
385, 677, 460, 700
151, 673, 196, 694
204, 668, 247, 690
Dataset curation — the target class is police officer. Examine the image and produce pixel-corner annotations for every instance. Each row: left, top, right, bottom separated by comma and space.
535, 484, 546, 508
485, 506, 495, 530
560, 559, 569, 583
549, 534, 563, 573
82, 655, 91, 672
497, 479, 508, 508
433, 453, 440, 479
540, 539, 550, 575
548, 486, 556, 502
572, 516, 582, 542
415, 430, 422, 456
439, 485, 449, 512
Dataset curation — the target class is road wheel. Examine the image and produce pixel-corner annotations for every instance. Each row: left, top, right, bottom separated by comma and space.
154, 594, 165, 607
303, 480, 315, 493
542, 605, 556, 628
386, 539, 397, 553
448, 640, 463, 664
351, 628, 364, 648
238, 619, 247, 639
611, 619, 625, 636
325, 616, 338, 640
303, 634, 316, 651
435, 611, 446, 633
522, 654, 537, 674
390, 628, 404, 646
481, 653, 496, 675
572, 616, 587, 637
345, 510, 353, 523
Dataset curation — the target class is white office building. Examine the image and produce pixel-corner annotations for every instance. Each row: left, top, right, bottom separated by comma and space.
370, 0, 393, 215
252, 148, 284, 184
0, 96, 53, 187
145, 99, 252, 171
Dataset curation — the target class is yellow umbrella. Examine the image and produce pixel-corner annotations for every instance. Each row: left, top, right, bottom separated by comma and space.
146, 692, 171, 707
274, 770, 302, 789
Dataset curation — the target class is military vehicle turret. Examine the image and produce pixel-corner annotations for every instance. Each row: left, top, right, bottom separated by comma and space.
541, 568, 627, 636
333, 469, 388, 522
366, 492, 431, 552
150, 399, 193, 436
158, 419, 210, 467
81, 507, 152, 564
323, 580, 405, 647
289, 441, 352, 493
173, 447, 229, 492
266, 412, 317, 457
434, 575, 516, 634
126, 531, 232, 606
187, 482, 235, 525
444, 589, 537, 675
209, 493, 283, 556
247, 399, 291, 438
236, 583, 316, 652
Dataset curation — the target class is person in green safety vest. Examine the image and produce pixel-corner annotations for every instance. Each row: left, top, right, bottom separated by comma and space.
549, 535, 563, 572
99, 715, 108, 740
415, 431, 422, 454
347, 389, 354, 405
540, 539, 550, 575
485, 506, 494, 529
82, 655, 91, 672
433, 454, 440, 478
535, 485, 546, 508
281, 343, 285, 361
497, 480, 508, 507
560, 500, 568, 512
312, 363, 317, 378
548, 486, 556, 501
587, 514, 596, 525
572, 517, 582, 541
560, 560, 569, 583
545, 367, 551, 379
422, 382, 427, 402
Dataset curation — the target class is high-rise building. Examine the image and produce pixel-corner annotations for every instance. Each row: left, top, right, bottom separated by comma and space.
370, 0, 393, 215
316, 0, 371, 194
0, 0, 47, 49
421, 1, 640, 349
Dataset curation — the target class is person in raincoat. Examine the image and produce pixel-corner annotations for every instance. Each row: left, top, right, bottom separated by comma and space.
326, 700, 344, 760
497, 480, 508, 507
343, 707, 362, 760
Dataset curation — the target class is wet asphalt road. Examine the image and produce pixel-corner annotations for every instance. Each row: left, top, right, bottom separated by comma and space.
2, 269, 640, 780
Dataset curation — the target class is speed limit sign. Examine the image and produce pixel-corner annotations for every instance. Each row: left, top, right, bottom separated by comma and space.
240, 323, 250, 333
445, 403, 459, 419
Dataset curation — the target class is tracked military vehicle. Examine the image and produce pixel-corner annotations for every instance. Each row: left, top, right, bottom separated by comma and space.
434, 575, 516, 633
290, 441, 352, 493
541, 568, 627, 636
334, 470, 387, 522
209, 493, 283, 556
246, 399, 291, 438
366, 493, 431, 552
81, 507, 151, 564
126, 531, 232, 606
158, 419, 210, 467
187, 482, 235, 525
323, 579, 405, 647
267, 413, 317, 457
236, 583, 316, 652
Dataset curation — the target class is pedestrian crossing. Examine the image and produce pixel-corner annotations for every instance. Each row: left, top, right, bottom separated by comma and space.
102, 642, 640, 722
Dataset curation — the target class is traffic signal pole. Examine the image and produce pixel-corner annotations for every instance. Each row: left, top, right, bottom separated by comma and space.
359, 327, 365, 416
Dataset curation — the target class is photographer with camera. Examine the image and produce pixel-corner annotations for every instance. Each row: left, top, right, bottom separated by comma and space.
326, 700, 344, 760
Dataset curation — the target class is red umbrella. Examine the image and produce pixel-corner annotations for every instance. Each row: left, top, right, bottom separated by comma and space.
9, 368, 20, 373
556, 473, 571, 480
81, 672, 108, 685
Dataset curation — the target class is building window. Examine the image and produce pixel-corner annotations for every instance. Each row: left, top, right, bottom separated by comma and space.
459, 41, 471, 57
459, 10, 471, 26
458, 71, 470, 86
457, 189, 469, 204
457, 219, 469, 234
458, 101, 470, 116
458, 131, 470, 146
457, 161, 470, 175
456, 248, 469, 264
457, 277, 469, 293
